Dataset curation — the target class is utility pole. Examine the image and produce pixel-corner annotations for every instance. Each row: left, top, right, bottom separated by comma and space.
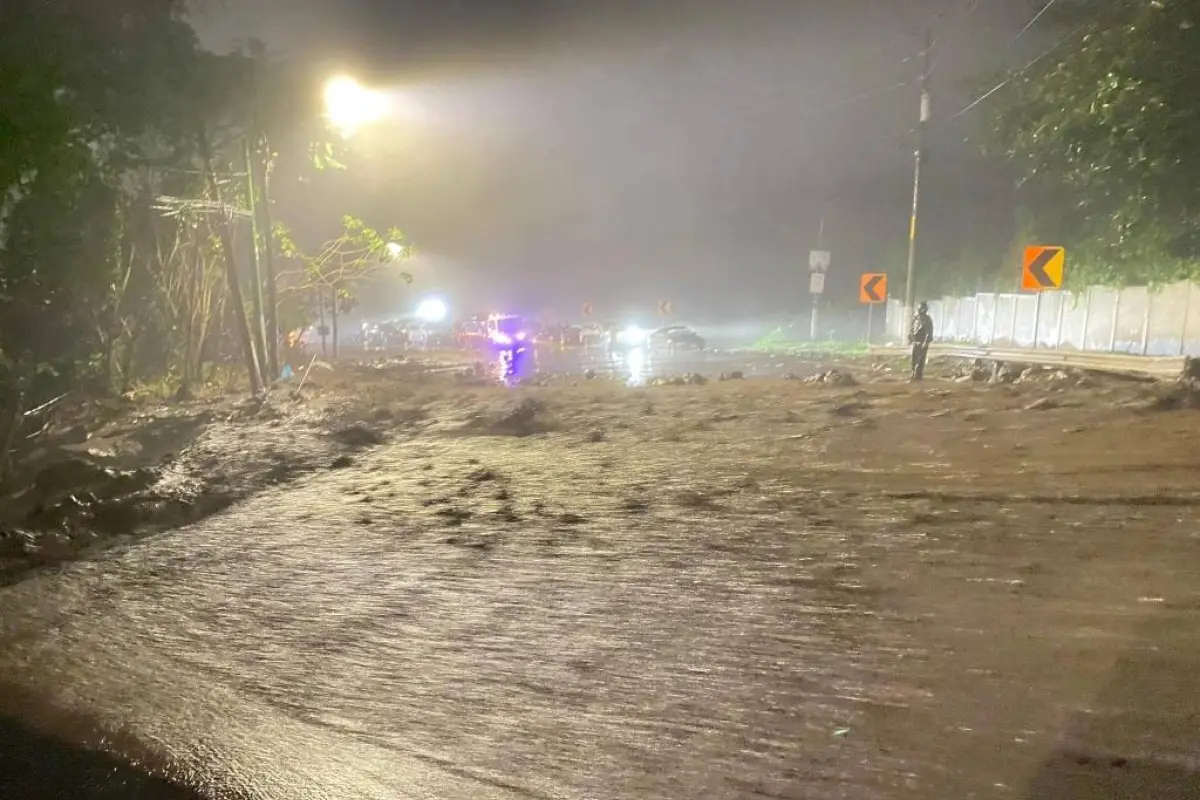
244, 138, 269, 385
810, 216, 824, 340
248, 38, 280, 379
258, 150, 280, 377
902, 27, 932, 327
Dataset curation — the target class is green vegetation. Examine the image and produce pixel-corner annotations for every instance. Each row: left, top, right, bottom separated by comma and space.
984, 0, 1200, 286
750, 329, 868, 357
276, 216, 412, 358
0, 1, 408, 478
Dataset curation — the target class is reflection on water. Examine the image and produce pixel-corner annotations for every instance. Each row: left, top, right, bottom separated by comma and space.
496, 346, 536, 385
622, 347, 647, 385
492, 343, 717, 386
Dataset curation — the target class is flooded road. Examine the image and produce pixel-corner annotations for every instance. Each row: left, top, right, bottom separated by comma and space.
1, 369, 1198, 798
486, 342, 810, 384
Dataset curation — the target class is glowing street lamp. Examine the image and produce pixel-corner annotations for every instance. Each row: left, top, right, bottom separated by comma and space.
323, 76, 388, 137
416, 298, 448, 323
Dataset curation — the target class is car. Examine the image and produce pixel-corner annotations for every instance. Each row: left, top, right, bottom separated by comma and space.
486, 314, 531, 347
580, 324, 609, 348
649, 325, 705, 351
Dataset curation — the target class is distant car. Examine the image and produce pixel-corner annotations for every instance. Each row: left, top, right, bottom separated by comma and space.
650, 325, 705, 351
580, 324, 608, 348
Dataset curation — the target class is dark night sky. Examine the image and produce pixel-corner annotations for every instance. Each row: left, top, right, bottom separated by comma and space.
194, 0, 1050, 319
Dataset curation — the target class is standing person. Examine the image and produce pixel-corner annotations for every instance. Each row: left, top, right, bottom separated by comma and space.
909, 301, 934, 381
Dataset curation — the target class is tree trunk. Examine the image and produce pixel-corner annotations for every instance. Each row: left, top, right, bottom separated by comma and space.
199, 129, 262, 395
317, 288, 328, 356
118, 324, 139, 395
330, 284, 340, 360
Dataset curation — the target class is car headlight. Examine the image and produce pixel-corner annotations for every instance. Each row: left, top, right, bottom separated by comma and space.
618, 325, 646, 344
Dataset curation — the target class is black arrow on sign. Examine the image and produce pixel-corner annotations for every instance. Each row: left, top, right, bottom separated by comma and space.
863, 274, 885, 302
1027, 247, 1061, 287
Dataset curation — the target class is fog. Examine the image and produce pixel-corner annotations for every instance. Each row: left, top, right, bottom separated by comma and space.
194, 0, 1035, 321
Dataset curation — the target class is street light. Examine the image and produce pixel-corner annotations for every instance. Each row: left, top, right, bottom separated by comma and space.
323, 76, 388, 137
416, 297, 448, 323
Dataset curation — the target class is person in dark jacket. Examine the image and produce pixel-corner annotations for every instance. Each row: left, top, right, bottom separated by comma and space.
909, 301, 934, 381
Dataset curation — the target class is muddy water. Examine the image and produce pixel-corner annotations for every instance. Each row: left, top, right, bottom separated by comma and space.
1, 378, 1198, 799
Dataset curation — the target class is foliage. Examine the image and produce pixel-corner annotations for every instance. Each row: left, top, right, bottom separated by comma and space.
0, 0, 196, 373
750, 329, 868, 356
0, 0, 372, 413
983, 0, 1200, 285
277, 215, 412, 300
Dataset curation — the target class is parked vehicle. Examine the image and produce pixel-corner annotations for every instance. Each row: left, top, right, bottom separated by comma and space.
649, 325, 705, 351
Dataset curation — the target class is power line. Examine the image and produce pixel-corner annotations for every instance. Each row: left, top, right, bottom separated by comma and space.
928, 0, 983, 77
1012, 0, 1064, 47
808, 80, 912, 115
951, 22, 1086, 119
947, 0, 1071, 117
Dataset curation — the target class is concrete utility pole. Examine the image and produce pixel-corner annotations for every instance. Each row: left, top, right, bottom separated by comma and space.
248, 38, 280, 379
902, 27, 932, 326
244, 138, 269, 384
809, 216, 824, 340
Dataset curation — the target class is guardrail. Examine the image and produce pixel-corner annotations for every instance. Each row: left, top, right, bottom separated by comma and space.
867, 343, 1195, 380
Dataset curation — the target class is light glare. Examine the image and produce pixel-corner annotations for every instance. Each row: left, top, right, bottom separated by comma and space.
324, 76, 388, 137
416, 298, 448, 323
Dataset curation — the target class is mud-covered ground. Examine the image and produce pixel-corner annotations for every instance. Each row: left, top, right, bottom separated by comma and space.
1, 354, 1199, 799
0, 355, 482, 583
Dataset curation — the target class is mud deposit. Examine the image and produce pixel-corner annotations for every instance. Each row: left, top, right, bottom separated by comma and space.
1, 363, 1198, 799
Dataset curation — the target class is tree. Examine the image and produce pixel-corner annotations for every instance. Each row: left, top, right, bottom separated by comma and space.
0, 0, 199, 389
983, 0, 1200, 285
0, 0, 398, 457
277, 217, 412, 359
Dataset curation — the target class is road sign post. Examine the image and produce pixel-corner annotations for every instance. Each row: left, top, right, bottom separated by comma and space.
1032, 291, 1042, 349
809, 239, 830, 341
859, 273, 887, 344
1022, 246, 1065, 291
1022, 246, 1063, 348
859, 273, 887, 303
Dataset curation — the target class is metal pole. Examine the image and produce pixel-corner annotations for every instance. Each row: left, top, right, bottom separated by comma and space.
1054, 291, 1067, 349
1079, 286, 1092, 351
970, 296, 979, 344
989, 294, 999, 346
1009, 294, 1019, 346
902, 28, 932, 324
866, 302, 874, 344
1031, 291, 1042, 349
810, 216, 824, 340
